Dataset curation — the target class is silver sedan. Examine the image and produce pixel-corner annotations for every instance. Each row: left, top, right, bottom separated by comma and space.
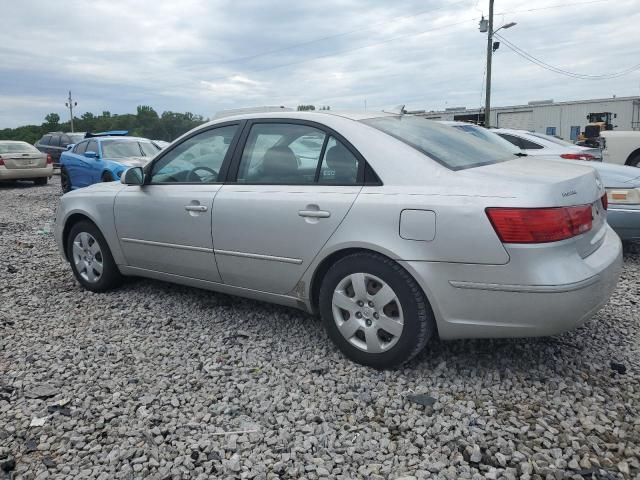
0, 141, 53, 184
55, 111, 622, 368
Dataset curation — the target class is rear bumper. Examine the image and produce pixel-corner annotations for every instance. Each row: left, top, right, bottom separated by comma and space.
0, 165, 53, 180
401, 225, 623, 339
608, 205, 640, 241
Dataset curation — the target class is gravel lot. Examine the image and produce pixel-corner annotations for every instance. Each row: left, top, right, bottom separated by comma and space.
1, 177, 639, 480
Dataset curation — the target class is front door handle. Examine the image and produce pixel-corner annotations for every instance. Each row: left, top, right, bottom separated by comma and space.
185, 205, 208, 212
298, 209, 330, 218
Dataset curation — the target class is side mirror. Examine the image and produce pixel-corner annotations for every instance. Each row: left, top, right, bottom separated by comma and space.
66, 144, 75, 151
84, 151, 98, 159
121, 167, 144, 185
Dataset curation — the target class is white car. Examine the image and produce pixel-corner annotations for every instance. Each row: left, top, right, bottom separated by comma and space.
600, 131, 640, 167
494, 128, 601, 161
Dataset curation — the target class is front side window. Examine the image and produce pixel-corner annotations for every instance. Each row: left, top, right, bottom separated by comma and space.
318, 137, 359, 184
236, 123, 327, 184
49, 135, 61, 147
86, 140, 99, 155
361, 116, 514, 170
150, 125, 238, 183
40, 135, 52, 146
74, 141, 88, 154
68, 134, 85, 144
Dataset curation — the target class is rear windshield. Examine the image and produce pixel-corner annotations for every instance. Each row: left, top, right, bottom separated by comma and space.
361, 116, 515, 170
0, 142, 40, 154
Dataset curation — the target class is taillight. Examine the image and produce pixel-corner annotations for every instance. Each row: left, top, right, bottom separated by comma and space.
0, 156, 4, 166
560, 153, 596, 161
486, 205, 593, 243
46, 154, 53, 164
601, 193, 608, 210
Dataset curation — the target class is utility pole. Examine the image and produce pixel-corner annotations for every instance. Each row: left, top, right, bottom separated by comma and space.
65, 91, 77, 132
484, 0, 494, 128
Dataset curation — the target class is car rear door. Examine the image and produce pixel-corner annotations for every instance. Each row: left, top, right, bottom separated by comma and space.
212, 120, 363, 295
114, 123, 241, 282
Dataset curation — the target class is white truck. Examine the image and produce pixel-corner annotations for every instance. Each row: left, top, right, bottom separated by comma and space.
601, 130, 640, 167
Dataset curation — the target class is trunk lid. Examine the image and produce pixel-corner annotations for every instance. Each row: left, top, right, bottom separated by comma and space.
1, 152, 47, 169
464, 157, 606, 257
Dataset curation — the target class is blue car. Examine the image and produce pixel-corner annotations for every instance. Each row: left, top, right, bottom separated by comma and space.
60, 132, 160, 192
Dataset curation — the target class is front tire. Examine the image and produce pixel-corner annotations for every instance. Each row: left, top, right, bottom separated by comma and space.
34, 177, 47, 186
66, 221, 123, 292
60, 167, 72, 193
319, 252, 435, 368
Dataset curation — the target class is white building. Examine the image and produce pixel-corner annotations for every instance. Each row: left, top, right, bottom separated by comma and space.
419, 96, 640, 141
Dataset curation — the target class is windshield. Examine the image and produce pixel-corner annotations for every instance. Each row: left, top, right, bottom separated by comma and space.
0, 142, 39, 154
452, 124, 522, 155
528, 131, 574, 146
361, 116, 515, 170
101, 141, 143, 158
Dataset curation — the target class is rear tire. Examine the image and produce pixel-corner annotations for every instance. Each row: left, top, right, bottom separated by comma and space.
60, 167, 72, 193
102, 171, 114, 182
66, 221, 123, 293
319, 252, 435, 368
34, 177, 47, 186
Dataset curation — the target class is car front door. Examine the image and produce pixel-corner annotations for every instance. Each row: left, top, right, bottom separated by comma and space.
113, 123, 241, 282
212, 121, 363, 295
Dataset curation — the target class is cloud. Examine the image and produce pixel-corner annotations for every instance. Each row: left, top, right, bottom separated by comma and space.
1, 0, 639, 127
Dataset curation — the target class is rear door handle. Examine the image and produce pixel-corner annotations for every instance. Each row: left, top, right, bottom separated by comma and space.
298, 209, 330, 218
185, 205, 208, 212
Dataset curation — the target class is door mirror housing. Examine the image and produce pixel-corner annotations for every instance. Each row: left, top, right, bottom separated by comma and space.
122, 167, 144, 185
84, 151, 98, 159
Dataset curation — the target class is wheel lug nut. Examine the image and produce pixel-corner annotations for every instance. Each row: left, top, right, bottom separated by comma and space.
355, 312, 362, 318
373, 312, 379, 319
365, 319, 372, 326
368, 301, 374, 308
357, 301, 364, 307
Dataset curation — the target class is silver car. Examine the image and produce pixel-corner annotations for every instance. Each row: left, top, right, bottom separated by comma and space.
55, 111, 622, 368
0, 140, 53, 184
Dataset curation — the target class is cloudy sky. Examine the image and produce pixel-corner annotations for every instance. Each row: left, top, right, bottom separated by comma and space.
1, 0, 639, 127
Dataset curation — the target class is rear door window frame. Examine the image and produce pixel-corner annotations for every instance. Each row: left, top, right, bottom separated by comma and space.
226, 118, 374, 186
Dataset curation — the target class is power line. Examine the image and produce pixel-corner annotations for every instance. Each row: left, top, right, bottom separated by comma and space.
494, 33, 640, 80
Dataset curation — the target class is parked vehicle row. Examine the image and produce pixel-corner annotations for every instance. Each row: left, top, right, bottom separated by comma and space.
55, 111, 622, 368
442, 122, 640, 242
0, 141, 53, 184
35, 132, 86, 167
59, 132, 160, 193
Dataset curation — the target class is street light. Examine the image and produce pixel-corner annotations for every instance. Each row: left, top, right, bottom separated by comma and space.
480, 0, 517, 127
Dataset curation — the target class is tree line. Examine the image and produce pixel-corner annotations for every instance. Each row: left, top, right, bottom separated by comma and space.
0, 106, 208, 145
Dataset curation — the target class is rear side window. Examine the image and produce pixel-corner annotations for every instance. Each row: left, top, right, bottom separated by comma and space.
496, 133, 523, 149
39, 135, 52, 146
361, 117, 514, 170
319, 137, 359, 185
49, 135, 61, 147
519, 138, 544, 150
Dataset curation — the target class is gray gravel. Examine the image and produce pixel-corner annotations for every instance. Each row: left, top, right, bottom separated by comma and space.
1, 177, 639, 480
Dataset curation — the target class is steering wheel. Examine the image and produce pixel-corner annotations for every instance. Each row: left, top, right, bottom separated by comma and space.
186, 166, 218, 182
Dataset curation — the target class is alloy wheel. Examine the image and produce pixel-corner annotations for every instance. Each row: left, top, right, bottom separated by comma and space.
332, 272, 404, 353
72, 232, 104, 283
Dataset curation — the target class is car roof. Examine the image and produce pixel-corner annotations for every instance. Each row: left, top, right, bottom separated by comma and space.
203, 110, 397, 126
81, 136, 151, 143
